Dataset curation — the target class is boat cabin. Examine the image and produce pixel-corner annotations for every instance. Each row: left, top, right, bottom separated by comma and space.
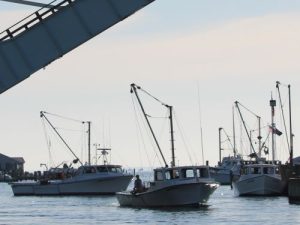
154, 166, 210, 181
242, 164, 280, 176
218, 155, 242, 168
76, 165, 123, 175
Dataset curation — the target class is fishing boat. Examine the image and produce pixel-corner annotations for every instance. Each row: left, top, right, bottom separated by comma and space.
233, 161, 284, 196
116, 84, 219, 207
10, 111, 132, 196
210, 155, 242, 185
233, 97, 285, 196
10, 164, 132, 196
210, 126, 243, 185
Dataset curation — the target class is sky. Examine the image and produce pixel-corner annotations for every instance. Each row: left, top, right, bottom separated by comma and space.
1, 0, 300, 171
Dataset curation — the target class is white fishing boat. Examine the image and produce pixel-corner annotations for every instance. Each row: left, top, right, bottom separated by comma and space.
233, 96, 285, 196
117, 165, 218, 207
116, 84, 219, 207
10, 164, 132, 196
10, 111, 132, 196
233, 162, 285, 196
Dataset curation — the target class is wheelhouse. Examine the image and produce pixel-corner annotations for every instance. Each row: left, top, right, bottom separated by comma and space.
154, 166, 211, 181
76, 165, 123, 175
242, 164, 280, 175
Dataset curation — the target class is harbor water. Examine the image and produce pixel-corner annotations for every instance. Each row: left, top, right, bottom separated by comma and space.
0, 182, 299, 225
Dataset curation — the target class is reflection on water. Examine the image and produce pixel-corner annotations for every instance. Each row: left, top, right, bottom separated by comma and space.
0, 183, 299, 225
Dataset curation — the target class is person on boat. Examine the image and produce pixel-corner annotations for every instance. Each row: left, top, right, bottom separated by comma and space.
132, 175, 143, 194
230, 169, 233, 190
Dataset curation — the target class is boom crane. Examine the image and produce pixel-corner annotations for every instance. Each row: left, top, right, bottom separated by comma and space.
130, 83, 177, 168
235, 101, 260, 159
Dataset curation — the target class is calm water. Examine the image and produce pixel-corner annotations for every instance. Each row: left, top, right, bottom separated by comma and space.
0, 182, 299, 225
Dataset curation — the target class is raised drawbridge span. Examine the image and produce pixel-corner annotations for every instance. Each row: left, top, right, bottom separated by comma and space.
0, 0, 155, 94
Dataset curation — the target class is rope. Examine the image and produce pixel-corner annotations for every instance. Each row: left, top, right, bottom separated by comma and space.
236, 102, 260, 118
139, 87, 167, 107
276, 86, 290, 150
131, 95, 160, 168
42, 111, 84, 124
174, 111, 196, 165
41, 117, 54, 167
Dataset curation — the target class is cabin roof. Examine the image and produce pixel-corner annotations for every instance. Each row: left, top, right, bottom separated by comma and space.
154, 165, 209, 171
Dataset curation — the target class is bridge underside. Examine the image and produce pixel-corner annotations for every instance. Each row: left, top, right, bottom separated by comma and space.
0, 0, 155, 94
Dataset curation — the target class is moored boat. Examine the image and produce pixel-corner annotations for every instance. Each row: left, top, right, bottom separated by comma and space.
10, 164, 132, 196
233, 94, 286, 196
10, 111, 133, 196
233, 162, 285, 196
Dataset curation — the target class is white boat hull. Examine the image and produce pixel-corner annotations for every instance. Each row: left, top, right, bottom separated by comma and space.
11, 175, 132, 196
116, 181, 218, 207
233, 174, 285, 196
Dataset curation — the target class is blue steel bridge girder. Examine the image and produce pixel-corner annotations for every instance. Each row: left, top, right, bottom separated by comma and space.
0, 0, 155, 94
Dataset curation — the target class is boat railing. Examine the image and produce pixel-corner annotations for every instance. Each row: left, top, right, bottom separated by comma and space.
0, 0, 74, 41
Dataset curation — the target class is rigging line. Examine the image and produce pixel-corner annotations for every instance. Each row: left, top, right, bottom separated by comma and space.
236, 101, 260, 119
197, 82, 205, 165
140, 105, 164, 167
131, 84, 166, 167
222, 129, 235, 151
41, 112, 83, 165
131, 95, 154, 167
250, 125, 269, 132
108, 117, 112, 149
276, 84, 290, 150
138, 101, 164, 167
42, 111, 84, 124
174, 111, 195, 165
41, 117, 54, 167
54, 127, 83, 132
131, 95, 146, 167
146, 114, 168, 119
139, 87, 167, 107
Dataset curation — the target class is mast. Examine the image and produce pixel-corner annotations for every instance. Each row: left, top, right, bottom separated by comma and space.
270, 97, 276, 163
219, 127, 222, 163
87, 121, 91, 165
167, 105, 175, 167
232, 106, 236, 157
288, 84, 293, 166
130, 84, 168, 167
257, 116, 262, 158
276, 81, 293, 166
40, 111, 83, 166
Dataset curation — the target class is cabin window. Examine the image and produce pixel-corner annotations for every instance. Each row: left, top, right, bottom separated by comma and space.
250, 167, 261, 174
111, 167, 117, 173
97, 167, 108, 173
182, 169, 194, 178
165, 171, 171, 180
85, 167, 96, 173
155, 171, 163, 181
165, 170, 180, 180
263, 167, 274, 174
197, 168, 209, 178
116, 167, 122, 173
173, 169, 180, 179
